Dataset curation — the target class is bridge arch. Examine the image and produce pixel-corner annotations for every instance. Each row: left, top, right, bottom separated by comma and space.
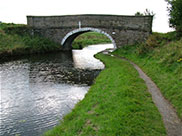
61, 27, 116, 50
27, 15, 153, 50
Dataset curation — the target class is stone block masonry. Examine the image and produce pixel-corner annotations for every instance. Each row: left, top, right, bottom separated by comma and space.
27, 14, 153, 50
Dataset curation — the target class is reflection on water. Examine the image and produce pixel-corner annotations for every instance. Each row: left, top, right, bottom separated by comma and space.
0, 44, 114, 136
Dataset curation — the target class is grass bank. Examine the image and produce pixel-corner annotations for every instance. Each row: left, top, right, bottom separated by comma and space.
0, 23, 62, 61
113, 32, 182, 119
72, 32, 111, 49
45, 54, 166, 136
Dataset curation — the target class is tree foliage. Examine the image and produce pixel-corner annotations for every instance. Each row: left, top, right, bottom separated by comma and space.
166, 0, 182, 36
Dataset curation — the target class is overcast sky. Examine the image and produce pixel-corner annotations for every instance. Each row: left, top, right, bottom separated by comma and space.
0, 0, 173, 32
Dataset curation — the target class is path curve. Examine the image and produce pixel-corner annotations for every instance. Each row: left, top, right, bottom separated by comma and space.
107, 53, 182, 136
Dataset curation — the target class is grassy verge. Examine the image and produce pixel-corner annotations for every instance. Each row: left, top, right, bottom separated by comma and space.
72, 32, 111, 49
113, 32, 182, 119
45, 54, 166, 136
0, 23, 62, 60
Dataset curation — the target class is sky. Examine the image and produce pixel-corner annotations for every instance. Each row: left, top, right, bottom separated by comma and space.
0, 0, 173, 32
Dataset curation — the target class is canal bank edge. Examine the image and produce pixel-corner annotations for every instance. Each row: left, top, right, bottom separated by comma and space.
44, 32, 181, 135
1, 23, 181, 135
44, 53, 166, 136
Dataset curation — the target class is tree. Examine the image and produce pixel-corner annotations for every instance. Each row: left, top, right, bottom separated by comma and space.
166, 0, 182, 36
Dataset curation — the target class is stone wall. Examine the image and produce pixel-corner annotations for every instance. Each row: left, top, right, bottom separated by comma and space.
27, 14, 153, 49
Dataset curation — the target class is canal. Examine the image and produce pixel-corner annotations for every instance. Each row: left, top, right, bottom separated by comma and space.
0, 44, 114, 136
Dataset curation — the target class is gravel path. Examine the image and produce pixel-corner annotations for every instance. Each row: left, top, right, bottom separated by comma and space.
111, 54, 182, 136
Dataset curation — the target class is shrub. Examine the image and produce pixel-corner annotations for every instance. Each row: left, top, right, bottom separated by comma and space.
136, 32, 177, 55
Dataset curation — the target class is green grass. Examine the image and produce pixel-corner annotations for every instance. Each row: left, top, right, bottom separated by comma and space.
72, 32, 111, 49
113, 32, 182, 119
0, 23, 62, 59
44, 54, 166, 136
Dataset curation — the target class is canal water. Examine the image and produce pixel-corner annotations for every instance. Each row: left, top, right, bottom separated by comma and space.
0, 44, 114, 136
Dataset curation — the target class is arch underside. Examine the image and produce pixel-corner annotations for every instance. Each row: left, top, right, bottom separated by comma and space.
61, 27, 116, 50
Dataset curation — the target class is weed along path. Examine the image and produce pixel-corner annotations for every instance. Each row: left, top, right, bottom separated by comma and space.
110, 54, 182, 136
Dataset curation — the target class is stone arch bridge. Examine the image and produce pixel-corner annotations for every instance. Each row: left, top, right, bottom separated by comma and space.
27, 14, 153, 50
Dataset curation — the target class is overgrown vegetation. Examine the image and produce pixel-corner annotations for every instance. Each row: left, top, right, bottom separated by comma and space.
45, 54, 166, 136
0, 23, 61, 60
113, 32, 182, 119
72, 32, 111, 49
